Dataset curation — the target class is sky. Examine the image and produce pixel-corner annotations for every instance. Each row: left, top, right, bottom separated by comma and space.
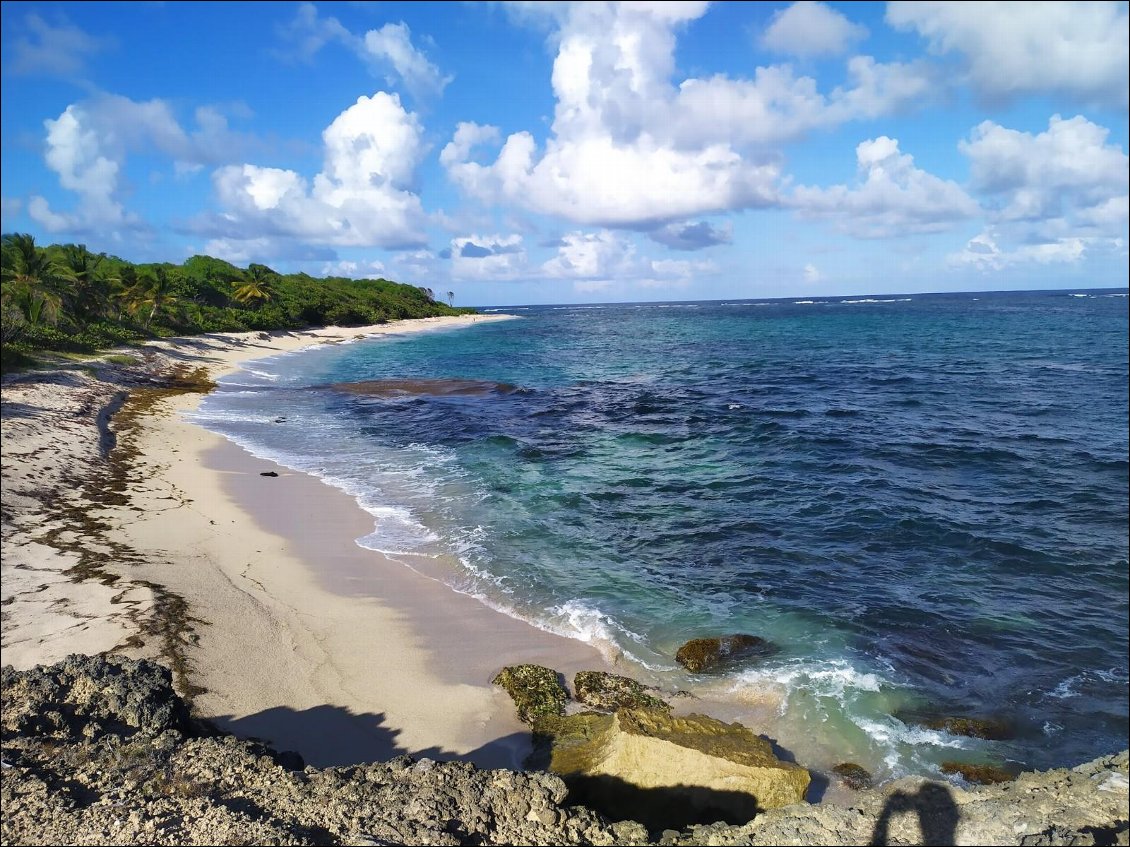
1, 1, 1128, 306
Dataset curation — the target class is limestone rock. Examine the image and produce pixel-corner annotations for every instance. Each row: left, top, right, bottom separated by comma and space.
674, 635, 777, 673
4, 655, 1129, 846
0, 653, 190, 741
574, 671, 671, 714
492, 665, 569, 727
545, 708, 810, 829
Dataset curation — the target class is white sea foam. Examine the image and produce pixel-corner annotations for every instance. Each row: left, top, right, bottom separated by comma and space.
538, 600, 648, 665
840, 298, 913, 304
852, 715, 970, 755
1051, 674, 1082, 699
731, 658, 885, 704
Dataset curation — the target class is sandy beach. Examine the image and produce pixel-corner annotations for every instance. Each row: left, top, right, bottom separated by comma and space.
1, 316, 614, 769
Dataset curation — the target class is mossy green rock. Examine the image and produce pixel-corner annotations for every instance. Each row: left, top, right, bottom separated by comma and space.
545, 708, 810, 828
574, 671, 671, 714
832, 762, 873, 790
492, 664, 569, 727
674, 634, 778, 673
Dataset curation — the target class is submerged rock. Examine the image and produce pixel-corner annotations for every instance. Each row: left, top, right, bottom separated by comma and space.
574, 671, 671, 714
328, 378, 526, 398
902, 713, 1015, 741
674, 634, 778, 673
492, 665, 569, 727
832, 762, 873, 790
545, 708, 810, 830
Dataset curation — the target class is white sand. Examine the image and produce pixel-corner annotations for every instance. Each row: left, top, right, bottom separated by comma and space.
1, 317, 613, 769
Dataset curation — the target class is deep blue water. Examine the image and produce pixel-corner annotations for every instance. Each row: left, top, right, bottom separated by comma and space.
193, 289, 1129, 780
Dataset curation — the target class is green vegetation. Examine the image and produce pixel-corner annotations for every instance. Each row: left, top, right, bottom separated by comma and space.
1, 234, 472, 371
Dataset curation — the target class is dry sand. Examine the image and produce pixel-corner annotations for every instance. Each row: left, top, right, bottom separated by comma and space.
1, 316, 613, 769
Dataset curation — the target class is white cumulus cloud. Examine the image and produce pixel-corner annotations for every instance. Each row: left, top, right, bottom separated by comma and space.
275, 4, 450, 100
960, 114, 1129, 232
541, 230, 715, 289
949, 113, 1129, 270
448, 234, 528, 280
442, 2, 931, 230
887, 1, 1129, 107
363, 23, 452, 100
321, 259, 387, 279
6, 11, 114, 78
204, 92, 428, 250
761, 1, 868, 57
791, 135, 979, 238
948, 230, 1113, 271
27, 94, 254, 236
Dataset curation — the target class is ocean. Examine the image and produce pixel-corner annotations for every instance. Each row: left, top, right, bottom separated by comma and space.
190, 289, 1129, 781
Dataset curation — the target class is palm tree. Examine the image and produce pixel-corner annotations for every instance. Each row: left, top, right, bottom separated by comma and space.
62, 243, 109, 321
232, 263, 276, 306
0, 233, 73, 330
446, 290, 454, 306
128, 267, 180, 330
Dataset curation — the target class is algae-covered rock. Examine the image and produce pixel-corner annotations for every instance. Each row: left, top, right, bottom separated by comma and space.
941, 761, 1016, 785
492, 664, 569, 727
574, 671, 671, 714
675, 635, 778, 673
545, 708, 810, 829
832, 762, 873, 790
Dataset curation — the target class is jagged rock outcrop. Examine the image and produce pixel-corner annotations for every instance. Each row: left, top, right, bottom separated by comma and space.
3, 656, 1128, 846
0, 653, 191, 741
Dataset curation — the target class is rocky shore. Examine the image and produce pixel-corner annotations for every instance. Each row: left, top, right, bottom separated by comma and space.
3, 655, 1127, 846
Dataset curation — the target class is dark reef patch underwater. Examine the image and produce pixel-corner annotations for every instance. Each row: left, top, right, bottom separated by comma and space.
192, 289, 1129, 781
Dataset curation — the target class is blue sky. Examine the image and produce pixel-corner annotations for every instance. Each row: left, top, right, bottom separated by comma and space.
1, 1, 1127, 305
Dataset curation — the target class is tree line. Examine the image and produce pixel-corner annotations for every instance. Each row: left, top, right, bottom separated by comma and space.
1, 234, 470, 370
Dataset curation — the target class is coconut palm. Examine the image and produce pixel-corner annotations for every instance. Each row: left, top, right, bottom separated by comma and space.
232, 263, 276, 306
0, 233, 72, 329
62, 243, 110, 321
446, 290, 454, 306
128, 267, 180, 330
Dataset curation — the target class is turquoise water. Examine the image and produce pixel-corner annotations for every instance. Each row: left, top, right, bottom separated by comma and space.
192, 290, 1129, 780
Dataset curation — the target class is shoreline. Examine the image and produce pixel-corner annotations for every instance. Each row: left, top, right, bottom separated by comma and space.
1, 315, 616, 770
0, 315, 928, 798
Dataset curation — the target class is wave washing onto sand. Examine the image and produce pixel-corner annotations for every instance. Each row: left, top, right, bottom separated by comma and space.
186, 293, 1129, 783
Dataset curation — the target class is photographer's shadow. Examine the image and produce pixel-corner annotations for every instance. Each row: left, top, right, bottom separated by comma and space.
871, 783, 959, 846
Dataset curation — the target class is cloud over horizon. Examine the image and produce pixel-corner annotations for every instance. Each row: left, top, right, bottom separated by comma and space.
2, 1, 1126, 301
